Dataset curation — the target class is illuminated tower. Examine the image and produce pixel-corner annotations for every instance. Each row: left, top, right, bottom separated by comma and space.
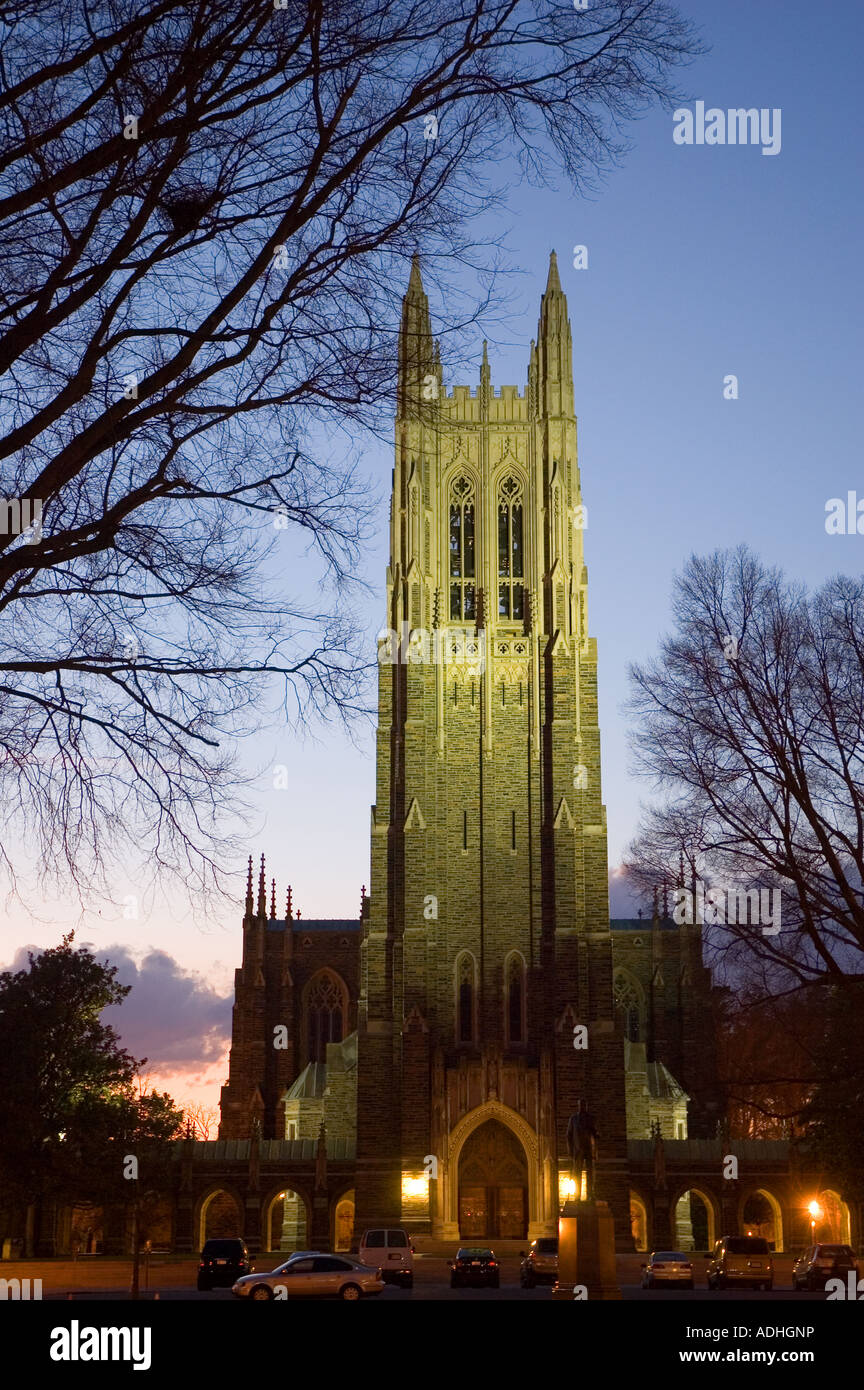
354, 254, 629, 1242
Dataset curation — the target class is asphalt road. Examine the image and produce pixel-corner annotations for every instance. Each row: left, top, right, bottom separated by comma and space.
44, 1257, 832, 1302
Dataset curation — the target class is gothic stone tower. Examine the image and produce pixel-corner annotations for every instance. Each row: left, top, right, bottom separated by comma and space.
354, 254, 630, 1243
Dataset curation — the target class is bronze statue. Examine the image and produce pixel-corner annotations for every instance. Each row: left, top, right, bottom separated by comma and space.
566, 1099, 598, 1202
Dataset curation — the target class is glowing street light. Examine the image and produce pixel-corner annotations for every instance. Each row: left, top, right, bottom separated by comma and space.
808, 1200, 823, 1241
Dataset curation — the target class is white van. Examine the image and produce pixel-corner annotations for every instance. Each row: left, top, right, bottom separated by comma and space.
358, 1228, 414, 1288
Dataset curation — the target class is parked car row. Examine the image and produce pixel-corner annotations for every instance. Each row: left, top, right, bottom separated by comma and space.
197, 1232, 861, 1298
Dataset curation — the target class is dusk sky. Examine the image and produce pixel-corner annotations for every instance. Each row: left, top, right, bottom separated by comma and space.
2, 0, 860, 1112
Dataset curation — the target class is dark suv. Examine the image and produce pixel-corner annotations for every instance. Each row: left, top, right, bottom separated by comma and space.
198, 1238, 251, 1291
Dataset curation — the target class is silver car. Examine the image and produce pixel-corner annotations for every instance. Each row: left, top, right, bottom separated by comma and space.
232, 1251, 385, 1301
641, 1251, 695, 1289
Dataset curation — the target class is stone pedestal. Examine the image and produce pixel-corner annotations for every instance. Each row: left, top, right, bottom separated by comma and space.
553, 1200, 622, 1300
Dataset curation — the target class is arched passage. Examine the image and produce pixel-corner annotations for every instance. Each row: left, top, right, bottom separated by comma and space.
741, 1189, 784, 1251
818, 1190, 851, 1245
457, 1119, 529, 1240
673, 1188, 717, 1252
197, 1188, 244, 1249
264, 1188, 309, 1252
630, 1192, 649, 1252
333, 1189, 355, 1251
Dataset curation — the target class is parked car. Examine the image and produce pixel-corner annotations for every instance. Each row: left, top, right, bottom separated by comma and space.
641, 1251, 694, 1290
358, 1228, 414, 1288
519, 1237, 558, 1287
198, 1237, 252, 1291
707, 1236, 773, 1291
792, 1244, 860, 1291
233, 1252, 384, 1301
450, 1247, 500, 1289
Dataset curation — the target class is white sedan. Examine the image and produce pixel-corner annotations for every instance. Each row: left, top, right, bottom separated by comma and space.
641, 1251, 695, 1289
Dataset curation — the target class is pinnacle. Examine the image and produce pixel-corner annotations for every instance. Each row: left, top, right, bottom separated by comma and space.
545, 249, 562, 294
406, 253, 425, 297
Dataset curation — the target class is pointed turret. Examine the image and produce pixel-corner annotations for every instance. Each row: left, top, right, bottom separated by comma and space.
244, 855, 254, 919
257, 853, 267, 919
397, 254, 435, 417
479, 339, 491, 418
535, 250, 574, 417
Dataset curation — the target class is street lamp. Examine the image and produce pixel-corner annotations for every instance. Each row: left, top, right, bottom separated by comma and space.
808, 1200, 823, 1242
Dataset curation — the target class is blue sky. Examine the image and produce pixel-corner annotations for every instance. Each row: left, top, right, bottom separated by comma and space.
249, 0, 863, 919
2, 0, 861, 1099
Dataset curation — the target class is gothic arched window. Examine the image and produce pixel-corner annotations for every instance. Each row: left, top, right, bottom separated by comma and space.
505, 952, 526, 1044
613, 970, 644, 1044
305, 970, 347, 1063
498, 475, 524, 620
456, 952, 477, 1044
449, 476, 476, 621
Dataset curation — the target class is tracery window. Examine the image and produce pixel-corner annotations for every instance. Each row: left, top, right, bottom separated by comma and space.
449, 476, 476, 621
613, 971, 644, 1043
306, 970, 346, 1063
498, 475, 524, 620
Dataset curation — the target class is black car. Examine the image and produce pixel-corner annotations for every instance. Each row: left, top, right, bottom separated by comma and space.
793, 1244, 860, 1291
450, 1247, 499, 1289
198, 1238, 252, 1291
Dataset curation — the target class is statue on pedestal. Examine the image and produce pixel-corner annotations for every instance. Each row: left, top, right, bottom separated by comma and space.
566, 1098, 598, 1202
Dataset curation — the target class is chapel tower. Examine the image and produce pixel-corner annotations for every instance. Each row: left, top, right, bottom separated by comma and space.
354, 254, 630, 1242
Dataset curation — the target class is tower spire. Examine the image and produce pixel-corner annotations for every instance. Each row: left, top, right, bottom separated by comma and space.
535, 249, 574, 416
545, 248, 562, 293
397, 255, 434, 417
286, 884, 293, 920
270, 877, 276, 921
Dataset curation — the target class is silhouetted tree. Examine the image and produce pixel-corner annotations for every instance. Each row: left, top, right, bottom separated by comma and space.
0, 0, 699, 901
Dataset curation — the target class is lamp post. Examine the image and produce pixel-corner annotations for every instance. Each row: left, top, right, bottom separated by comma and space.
808, 1200, 823, 1243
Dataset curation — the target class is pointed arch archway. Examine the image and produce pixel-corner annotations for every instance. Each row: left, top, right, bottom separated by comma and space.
817, 1190, 851, 1245
263, 1186, 310, 1252
671, 1186, 718, 1252
630, 1191, 650, 1252
740, 1188, 784, 1251
196, 1186, 244, 1250
437, 1100, 546, 1241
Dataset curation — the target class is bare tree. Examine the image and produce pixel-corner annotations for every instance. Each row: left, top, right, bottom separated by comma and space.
626, 547, 864, 998
0, 0, 699, 901
183, 1102, 219, 1140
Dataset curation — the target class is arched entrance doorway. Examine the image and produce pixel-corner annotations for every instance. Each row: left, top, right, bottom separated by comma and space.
333, 1191, 355, 1251
458, 1119, 528, 1239
741, 1190, 783, 1251
818, 1190, 851, 1245
198, 1189, 243, 1248
264, 1189, 308, 1252
630, 1193, 649, 1252
673, 1189, 716, 1252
